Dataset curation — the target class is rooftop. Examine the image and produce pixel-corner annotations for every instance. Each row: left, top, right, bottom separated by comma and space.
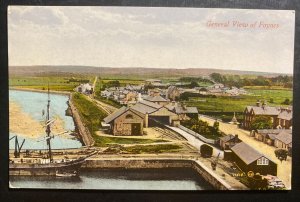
231, 142, 268, 165
275, 130, 292, 145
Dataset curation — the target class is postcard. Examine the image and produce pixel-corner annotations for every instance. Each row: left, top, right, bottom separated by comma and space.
8, 6, 294, 190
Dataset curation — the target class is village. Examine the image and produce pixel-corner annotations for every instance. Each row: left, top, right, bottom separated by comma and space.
73, 76, 292, 190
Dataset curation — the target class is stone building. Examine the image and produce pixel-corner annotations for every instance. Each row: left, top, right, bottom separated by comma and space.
103, 107, 144, 136
243, 101, 293, 130
166, 86, 181, 101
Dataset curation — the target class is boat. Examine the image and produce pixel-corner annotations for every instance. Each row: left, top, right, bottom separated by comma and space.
9, 86, 96, 176
55, 170, 78, 177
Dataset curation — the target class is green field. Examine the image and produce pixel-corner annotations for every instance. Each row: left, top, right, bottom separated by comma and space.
187, 89, 292, 114
9, 76, 94, 91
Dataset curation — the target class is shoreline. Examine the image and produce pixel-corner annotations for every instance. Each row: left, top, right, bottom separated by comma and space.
9, 87, 71, 96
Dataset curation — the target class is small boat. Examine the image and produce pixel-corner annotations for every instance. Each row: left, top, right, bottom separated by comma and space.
56, 170, 77, 177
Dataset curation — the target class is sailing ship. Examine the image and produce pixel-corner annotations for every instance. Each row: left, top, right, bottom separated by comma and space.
9, 87, 96, 176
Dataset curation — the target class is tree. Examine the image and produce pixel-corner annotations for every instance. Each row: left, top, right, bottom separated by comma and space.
190, 81, 199, 88
211, 121, 220, 135
250, 116, 273, 130
282, 98, 291, 105
275, 149, 288, 162
200, 144, 213, 158
210, 73, 223, 83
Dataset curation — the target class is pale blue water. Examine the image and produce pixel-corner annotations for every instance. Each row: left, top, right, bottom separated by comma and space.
9, 90, 82, 149
10, 168, 214, 190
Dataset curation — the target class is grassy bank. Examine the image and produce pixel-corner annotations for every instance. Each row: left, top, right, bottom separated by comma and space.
72, 93, 107, 136
122, 144, 182, 154
93, 136, 168, 147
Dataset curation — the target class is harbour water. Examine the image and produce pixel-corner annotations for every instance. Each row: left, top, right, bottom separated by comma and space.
10, 168, 214, 190
9, 90, 82, 149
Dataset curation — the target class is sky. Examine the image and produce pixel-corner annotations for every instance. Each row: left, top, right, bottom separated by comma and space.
8, 6, 295, 74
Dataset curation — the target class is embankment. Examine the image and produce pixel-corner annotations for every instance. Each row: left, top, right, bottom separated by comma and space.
83, 158, 234, 190
68, 94, 95, 146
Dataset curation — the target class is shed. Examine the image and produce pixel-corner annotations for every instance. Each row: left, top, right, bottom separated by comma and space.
231, 142, 277, 176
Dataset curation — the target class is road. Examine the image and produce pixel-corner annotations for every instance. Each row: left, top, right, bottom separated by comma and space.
200, 115, 291, 189
92, 76, 98, 97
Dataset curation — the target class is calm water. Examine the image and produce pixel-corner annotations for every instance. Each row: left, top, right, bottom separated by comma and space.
9, 90, 82, 149
10, 168, 214, 190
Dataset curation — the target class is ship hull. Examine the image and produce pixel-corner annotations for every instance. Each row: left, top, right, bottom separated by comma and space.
9, 158, 85, 176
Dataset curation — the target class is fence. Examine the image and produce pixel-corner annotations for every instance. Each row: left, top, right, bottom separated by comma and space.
178, 125, 216, 144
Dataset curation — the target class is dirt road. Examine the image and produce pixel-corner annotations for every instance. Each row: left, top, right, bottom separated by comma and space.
200, 116, 291, 189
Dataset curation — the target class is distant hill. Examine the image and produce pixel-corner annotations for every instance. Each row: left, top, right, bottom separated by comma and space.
9, 65, 287, 78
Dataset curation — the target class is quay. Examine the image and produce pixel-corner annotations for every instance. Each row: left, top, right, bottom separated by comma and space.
82, 155, 248, 190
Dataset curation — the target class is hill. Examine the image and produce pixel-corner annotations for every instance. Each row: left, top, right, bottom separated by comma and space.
9, 65, 287, 78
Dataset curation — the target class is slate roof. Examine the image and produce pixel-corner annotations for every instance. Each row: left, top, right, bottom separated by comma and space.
220, 134, 237, 143
275, 130, 292, 145
103, 106, 128, 124
167, 86, 177, 95
257, 129, 292, 135
231, 142, 265, 165
130, 100, 161, 115
250, 106, 280, 116
144, 95, 169, 102
278, 110, 293, 121
174, 106, 198, 114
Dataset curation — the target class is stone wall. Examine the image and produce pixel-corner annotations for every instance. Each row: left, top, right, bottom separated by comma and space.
68, 94, 95, 146
83, 158, 232, 190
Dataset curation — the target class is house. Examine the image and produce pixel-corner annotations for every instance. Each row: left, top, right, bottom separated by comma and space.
243, 101, 280, 129
148, 88, 162, 97
219, 134, 241, 150
166, 86, 180, 101
76, 83, 93, 94
103, 107, 144, 136
143, 95, 170, 106
165, 102, 198, 120
276, 108, 293, 129
253, 129, 292, 146
231, 142, 277, 176
274, 130, 292, 150
104, 100, 179, 136
244, 101, 293, 130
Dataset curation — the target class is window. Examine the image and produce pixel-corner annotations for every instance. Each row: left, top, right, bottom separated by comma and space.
125, 114, 133, 119
257, 157, 269, 165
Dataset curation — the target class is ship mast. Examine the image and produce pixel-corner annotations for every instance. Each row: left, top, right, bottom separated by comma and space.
45, 84, 53, 163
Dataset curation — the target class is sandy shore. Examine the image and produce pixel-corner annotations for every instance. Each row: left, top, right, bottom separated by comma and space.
9, 101, 67, 138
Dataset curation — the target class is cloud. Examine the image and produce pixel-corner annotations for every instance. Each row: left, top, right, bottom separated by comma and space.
7, 6, 295, 74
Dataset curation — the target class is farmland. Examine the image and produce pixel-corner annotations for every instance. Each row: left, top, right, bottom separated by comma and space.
9, 76, 94, 92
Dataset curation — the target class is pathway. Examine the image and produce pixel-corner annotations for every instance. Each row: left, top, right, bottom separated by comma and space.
166, 125, 224, 158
